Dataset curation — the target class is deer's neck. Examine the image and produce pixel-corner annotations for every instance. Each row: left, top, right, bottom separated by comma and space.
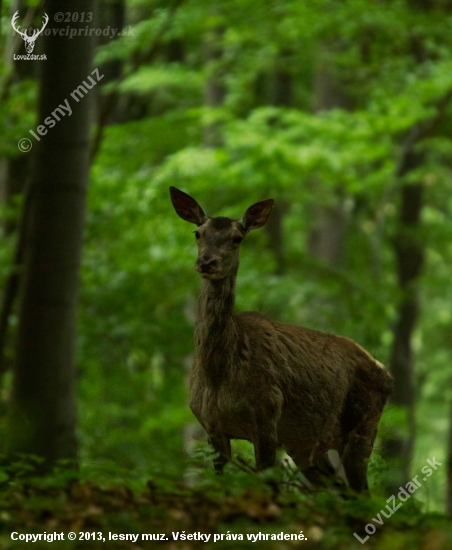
195, 273, 237, 382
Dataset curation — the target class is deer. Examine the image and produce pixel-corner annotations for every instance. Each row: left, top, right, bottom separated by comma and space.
169, 186, 393, 493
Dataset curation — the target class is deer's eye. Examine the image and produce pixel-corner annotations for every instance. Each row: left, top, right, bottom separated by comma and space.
232, 236, 243, 245
194, 231, 200, 240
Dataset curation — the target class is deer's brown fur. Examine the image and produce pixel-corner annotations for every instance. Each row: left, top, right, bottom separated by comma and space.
170, 186, 393, 492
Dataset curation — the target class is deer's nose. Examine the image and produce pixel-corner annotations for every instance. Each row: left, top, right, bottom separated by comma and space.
197, 256, 218, 271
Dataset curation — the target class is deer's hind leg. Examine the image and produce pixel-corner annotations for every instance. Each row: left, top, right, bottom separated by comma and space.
208, 433, 231, 474
340, 414, 379, 493
340, 384, 390, 493
340, 367, 392, 493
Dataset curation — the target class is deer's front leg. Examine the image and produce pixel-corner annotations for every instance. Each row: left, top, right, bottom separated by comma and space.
252, 398, 281, 470
253, 424, 278, 470
208, 434, 231, 474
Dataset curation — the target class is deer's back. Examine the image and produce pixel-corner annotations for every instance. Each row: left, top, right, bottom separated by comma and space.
234, 310, 388, 389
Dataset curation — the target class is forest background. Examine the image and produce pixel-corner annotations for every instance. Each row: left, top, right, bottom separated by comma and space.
1, 0, 452, 547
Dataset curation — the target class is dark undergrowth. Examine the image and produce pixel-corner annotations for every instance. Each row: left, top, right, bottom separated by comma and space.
0, 456, 451, 550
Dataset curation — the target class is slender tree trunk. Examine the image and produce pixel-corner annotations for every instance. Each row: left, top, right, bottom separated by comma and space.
7, 0, 95, 467
265, 202, 285, 275
308, 201, 347, 267
388, 184, 424, 470
263, 57, 292, 275
308, 46, 349, 267
382, 179, 423, 493
97, 0, 125, 123
0, 1, 37, 372
379, 118, 427, 492
203, 25, 225, 148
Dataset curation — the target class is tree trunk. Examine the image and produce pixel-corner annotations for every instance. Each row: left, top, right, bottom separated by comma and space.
7, 0, 95, 467
263, 58, 292, 275
307, 201, 347, 267
379, 117, 427, 492
203, 25, 225, 148
0, 1, 37, 371
382, 178, 423, 493
97, 0, 125, 124
308, 45, 349, 268
380, 0, 436, 486
265, 202, 286, 275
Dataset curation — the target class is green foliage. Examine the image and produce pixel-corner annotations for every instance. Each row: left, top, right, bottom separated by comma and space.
77, 0, 452, 513
2, 0, 452, 522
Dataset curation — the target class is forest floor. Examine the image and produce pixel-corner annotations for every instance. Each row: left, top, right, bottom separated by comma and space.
0, 461, 451, 550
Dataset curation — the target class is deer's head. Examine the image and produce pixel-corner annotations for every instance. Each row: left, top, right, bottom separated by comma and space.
170, 187, 274, 280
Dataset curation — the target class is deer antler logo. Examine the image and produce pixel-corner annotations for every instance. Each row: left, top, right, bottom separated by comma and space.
11, 11, 49, 54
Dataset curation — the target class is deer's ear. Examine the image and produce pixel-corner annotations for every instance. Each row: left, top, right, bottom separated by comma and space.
170, 187, 207, 226
241, 199, 274, 231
